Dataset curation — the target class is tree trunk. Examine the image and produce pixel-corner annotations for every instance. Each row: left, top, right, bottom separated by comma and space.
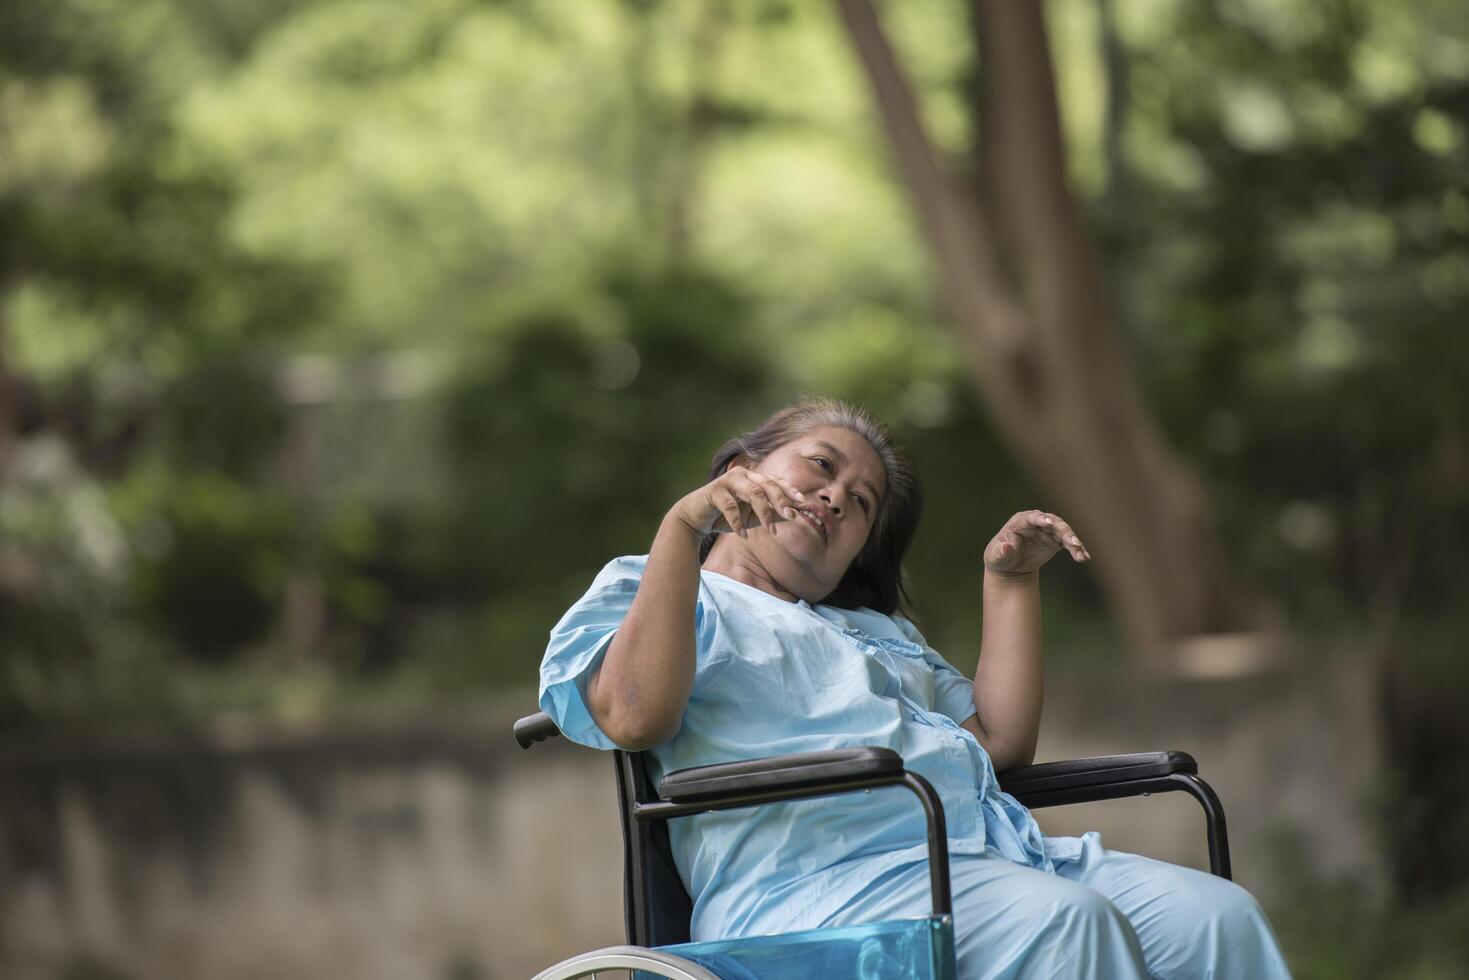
833, 0, 1275, 668
0, 315, 14, 477
1097, 0, 1131, 206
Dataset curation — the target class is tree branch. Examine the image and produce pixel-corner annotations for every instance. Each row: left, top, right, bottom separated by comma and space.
972, 0, 1115, 365
833, 0, 1029, 360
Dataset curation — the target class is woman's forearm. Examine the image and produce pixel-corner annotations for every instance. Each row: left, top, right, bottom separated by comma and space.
971, 570, 1045, 771
585, 513, 704, 749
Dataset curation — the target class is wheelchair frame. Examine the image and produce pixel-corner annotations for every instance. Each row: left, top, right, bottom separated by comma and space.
514, 710, 1232, 977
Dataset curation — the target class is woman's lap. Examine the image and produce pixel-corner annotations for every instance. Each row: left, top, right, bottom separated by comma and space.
818, 835, 1291, 979
1060, 832, 1292, 978
1052, 832, 1292, 979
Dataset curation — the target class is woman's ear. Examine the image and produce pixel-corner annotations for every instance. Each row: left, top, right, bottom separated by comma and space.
725, 453, 752, 473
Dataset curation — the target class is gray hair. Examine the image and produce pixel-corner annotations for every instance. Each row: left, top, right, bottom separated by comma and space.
700, 396, 923, 615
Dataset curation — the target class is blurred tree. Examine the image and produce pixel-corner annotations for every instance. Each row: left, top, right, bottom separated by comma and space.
1, 0, 1464, 874
0, 0, 1463, 969
0, 0, 1465, 965
434, 262, 772, 683
1109, 0, 1469, 910
0, 0, 325, 711
835, 0, 1272, 667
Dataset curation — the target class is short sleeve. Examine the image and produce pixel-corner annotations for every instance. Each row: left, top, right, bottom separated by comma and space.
892, 615, 978, 725
538, 555, 718, 751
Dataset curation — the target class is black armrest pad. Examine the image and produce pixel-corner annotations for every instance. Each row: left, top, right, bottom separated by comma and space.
998, 751, 1197, 796
513, 711, 562, 749
661, 748, 903, 802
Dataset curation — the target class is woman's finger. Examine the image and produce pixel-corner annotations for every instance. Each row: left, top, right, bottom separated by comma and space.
1027, 512, 1088, 559
732, 472, 782, 530
1030, 520, 1070, 551
752, 473, 803, 523
755, 472, 803, 527
1043, 514, 1088, 558
776, 478, 807, 517
1009, 523, 1058, 550
711, 488, 747, 537
1021, 511, 1063, 537
1039, 512, 1078, 543
719, 473, 775, 531
771, 476, 806, 506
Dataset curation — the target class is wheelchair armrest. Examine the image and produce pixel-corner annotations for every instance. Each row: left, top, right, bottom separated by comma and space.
648, 747, 954, 918
997, 751, 1197, 807
660, 748, 903, 803
513, 711, 562, 749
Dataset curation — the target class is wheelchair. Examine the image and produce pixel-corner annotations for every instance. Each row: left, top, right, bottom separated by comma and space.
514, 710, 1232, 979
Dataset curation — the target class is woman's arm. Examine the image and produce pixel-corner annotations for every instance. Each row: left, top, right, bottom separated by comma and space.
585, 466, 805, 750
963, 510, 1090, 771
585, 513, 705, 750
963, 571, 1044, 770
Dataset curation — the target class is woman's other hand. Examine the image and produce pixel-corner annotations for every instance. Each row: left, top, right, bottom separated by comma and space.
983, 510, 1090, 580
670, 465, 808, 539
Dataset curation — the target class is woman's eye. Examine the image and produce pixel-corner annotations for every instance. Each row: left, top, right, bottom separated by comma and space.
813, 457, 831, 470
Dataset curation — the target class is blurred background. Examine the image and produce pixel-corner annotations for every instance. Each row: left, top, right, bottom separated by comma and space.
1, 0, 1466, 977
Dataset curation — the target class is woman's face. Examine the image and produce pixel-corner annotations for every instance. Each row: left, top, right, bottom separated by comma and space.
733, 425, 889, 602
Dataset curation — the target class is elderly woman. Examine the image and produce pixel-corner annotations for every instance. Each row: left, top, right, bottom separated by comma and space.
539, 398, 1290, 979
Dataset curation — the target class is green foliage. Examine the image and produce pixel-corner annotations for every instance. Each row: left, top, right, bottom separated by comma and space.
124, 470, 294, 658
0, 0, 1461, 700
0, 0, 1465, 862
1, 0, 1466, 968
427, 262, 771, 683
1091, 0, 1469, 629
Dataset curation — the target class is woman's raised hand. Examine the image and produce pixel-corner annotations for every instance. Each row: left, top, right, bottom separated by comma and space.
671, 465, 808, 539
983, 510, 1090, 579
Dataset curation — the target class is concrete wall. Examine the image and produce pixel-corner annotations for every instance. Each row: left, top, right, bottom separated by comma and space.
0, 656, 1380, 979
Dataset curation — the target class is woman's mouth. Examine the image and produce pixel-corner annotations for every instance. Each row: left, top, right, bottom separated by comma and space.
796, 509, 827, 540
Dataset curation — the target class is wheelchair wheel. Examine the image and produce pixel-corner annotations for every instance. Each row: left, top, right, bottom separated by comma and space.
529, 944, 721, 980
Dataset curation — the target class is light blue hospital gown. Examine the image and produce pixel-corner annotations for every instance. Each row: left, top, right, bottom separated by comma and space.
540, 556, 1292, 979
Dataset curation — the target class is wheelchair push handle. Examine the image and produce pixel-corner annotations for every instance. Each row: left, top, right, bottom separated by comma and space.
514, 712, 562, 748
